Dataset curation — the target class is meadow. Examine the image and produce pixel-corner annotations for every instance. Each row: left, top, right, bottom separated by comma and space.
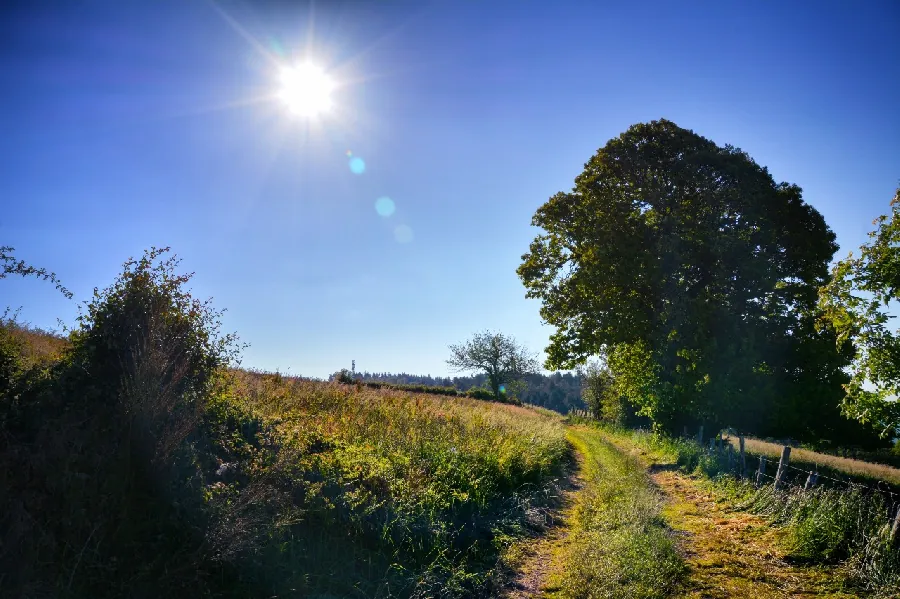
0, 250, 571, 598
730, 435, 900, 487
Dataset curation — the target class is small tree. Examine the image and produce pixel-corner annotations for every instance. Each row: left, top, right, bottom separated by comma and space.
819, 187, 900, 438
580, 360, 623, 423
447, 331, 538, 402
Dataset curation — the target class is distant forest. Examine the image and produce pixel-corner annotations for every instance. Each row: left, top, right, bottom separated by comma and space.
353, 371, 585, 414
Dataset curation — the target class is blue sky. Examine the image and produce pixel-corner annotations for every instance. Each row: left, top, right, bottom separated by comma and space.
2, 1, 898, 378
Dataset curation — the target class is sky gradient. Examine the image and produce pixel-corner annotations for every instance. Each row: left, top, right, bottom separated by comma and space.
2, 1, 899, 378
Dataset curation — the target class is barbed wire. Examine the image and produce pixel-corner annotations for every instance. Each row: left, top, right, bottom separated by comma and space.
705, 447, 899, 497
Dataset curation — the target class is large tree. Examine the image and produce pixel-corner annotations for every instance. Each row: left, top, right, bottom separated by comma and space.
447, 331, 538, 402
518, 120, 841, 433
819, 188, 900, 439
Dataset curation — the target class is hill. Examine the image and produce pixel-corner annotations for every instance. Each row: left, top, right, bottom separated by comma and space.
350, 370, 585, 414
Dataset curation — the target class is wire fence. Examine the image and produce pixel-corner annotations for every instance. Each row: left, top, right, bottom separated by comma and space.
567, 409, 900, 540
693, 431, 900, 539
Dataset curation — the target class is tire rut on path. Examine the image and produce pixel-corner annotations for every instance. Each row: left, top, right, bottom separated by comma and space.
500, 456, 582, 599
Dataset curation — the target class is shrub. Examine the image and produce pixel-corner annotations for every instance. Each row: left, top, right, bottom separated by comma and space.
0, 322, 24, 397
465, 387, 496, 402
69, 247, 240, 467
0, 247, 243, 597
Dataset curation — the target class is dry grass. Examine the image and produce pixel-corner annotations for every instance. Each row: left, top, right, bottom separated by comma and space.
1, 320, 69, 368
729, 436, 900, 486
655, 471, 858, 598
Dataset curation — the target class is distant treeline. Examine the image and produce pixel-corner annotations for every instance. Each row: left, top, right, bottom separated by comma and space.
349, 371, 585, 414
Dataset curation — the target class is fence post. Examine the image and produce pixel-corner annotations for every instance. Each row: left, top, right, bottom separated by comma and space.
739, 435, 746, 478
697, 425, 704, 446
755, 455, 766, 487
774, 446, 791, 490
727, 444, 734, 473
803, 471, 818, 490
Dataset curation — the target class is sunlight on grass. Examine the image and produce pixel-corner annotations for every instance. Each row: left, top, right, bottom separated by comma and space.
209, 371, 570, 595
546, 425, 684, 599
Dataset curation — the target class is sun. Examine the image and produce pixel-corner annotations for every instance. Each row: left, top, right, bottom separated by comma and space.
278, 62, 335, 117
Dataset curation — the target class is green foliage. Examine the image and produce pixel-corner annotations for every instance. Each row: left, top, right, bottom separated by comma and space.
580, 359, 626, 424
465, 386, 499, 402
447, 330, 539, 402
518, 120, 843, 435
819, 187, 900, 438
68, 247, 241, 466
556, 426, 685, 598
0, 248, 245, 597
0, 323, 24, 397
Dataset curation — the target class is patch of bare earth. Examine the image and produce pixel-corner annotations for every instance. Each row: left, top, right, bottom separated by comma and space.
652, 469, 858, 598
500, 459, 582, 598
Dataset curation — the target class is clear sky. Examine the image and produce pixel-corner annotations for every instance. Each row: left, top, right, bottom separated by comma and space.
2, 1, 898, 379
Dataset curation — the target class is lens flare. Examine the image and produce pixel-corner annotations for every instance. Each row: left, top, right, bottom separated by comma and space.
278, 62, 334, 117
349, 157, 366, 174
375, 196, 395, 216
394, 225, 413, 243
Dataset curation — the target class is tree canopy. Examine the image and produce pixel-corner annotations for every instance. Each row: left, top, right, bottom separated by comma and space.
819, 187, 900, 438
447, 331, 538, 402
518, 120, 851, 436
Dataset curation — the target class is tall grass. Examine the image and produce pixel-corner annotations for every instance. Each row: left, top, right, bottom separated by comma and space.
550, 425, 684, 598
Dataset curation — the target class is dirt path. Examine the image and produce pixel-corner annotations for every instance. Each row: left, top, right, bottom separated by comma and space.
650, 468, 858, 598
500, 458, 582, 598
505, 427, 859, 598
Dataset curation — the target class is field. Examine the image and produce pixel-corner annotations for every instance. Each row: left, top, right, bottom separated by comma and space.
3, 310, 900, 597
727, 435, 900, 487
215, 370, 571, 596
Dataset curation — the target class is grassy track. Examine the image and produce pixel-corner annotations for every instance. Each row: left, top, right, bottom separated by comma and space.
542, 425, 685, 599
598, 428, 864, 598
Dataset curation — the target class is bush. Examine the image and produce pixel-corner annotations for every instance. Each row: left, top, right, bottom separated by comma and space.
0, 247, 243, 597
69, 247, 240, 467
466, 387, 497, 401
0, 323, 24, 397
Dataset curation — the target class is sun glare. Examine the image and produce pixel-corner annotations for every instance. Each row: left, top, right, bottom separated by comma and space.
278, 62, 335, 117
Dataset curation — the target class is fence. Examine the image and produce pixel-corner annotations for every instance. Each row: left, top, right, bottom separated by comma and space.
695, 428, 900, 542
